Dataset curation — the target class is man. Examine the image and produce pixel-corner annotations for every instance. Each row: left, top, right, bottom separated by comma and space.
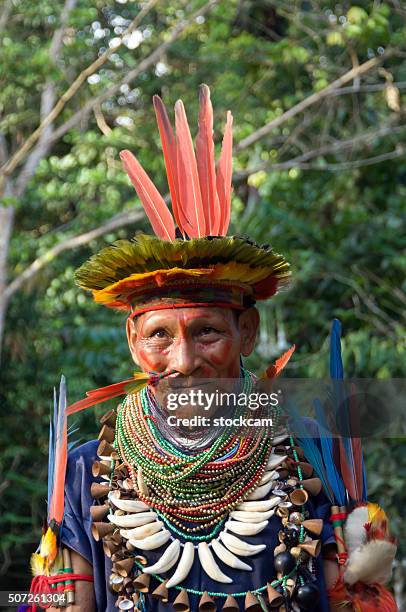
31, 86, 395, 612
58, 303, 341, 612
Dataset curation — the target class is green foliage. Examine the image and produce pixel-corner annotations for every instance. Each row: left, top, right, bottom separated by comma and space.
0, 0, 405, 593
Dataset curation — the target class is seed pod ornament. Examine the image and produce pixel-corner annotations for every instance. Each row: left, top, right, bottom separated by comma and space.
274, 551, 296, 575
294, 582, 320, 610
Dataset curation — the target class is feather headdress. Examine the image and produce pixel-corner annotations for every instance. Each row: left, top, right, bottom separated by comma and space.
75, 85, 290, 312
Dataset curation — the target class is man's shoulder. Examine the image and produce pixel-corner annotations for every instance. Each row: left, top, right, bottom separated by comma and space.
65, 440, 100, 496
67, 439, 99, 466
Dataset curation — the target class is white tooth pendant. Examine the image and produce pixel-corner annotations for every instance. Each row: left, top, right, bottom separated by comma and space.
211, 539, 252, 571
166, 542, 195, 589
258, 470, 278, 486
198, 542, 232, 584
129, 529, 171, 551
266, 454, 287, 470
246, 481, 273, 500
120, 521, 163, 540
108, 491, 149, 513
230, 510, 275, 523
225, 520, 268, 536
219, 532, 266, 557
137, 466, 149, 496
272, 433, 289, 445
143, 539, 181, 575
236, 498, 279, 512
107, 511, 157, 528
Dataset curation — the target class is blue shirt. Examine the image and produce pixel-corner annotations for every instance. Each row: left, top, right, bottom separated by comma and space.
61, 440, 334, 611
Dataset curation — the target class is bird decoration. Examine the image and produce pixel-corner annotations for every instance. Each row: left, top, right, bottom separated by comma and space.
27, 377, 82, 611
288, 320, 397, 610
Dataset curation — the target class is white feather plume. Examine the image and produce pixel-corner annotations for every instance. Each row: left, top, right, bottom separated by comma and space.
344, 539, 397, 585
344, 505, 369, 555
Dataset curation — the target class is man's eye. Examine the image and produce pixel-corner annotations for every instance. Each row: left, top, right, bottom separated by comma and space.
199, 327, 218, 336
150, 329, 169, 339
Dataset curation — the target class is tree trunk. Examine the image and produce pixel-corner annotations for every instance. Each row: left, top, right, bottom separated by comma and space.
0, 205, 14, 363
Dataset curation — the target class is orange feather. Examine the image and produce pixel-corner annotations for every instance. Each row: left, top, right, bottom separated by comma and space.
48, 382, 68, 526
120, 150, 175, 241
174, 100, 206, 238
216, 111, 233, 235
196, 84, 221, 235
264, 344, 296, 379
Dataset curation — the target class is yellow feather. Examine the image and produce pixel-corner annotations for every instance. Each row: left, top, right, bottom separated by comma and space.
40, 526, 58, 565
367, 502, 388, 525
125, 372, 151, 395
30, 553, 46, 576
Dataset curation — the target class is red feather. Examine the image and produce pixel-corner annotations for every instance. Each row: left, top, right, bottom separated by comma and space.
153, 95, 186, 233
338, 384, 364, 502
120, 150, 175, 241
196, 84, 221, 235
349, 384, 364, 501
174, 100, 206, 238
338, 438, 357, 501
49, 424, 66, 524
265, 344, 296, 379
49, 379, 68, 525
216, 110, 233, 235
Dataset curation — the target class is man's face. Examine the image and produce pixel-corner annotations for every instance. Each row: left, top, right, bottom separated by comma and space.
126, 306, 259, 379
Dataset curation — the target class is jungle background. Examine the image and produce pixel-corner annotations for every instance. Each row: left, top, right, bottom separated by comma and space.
0, 0, 405, 606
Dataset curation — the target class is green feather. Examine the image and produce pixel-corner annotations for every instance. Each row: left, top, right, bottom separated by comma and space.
74, 234, 290, 292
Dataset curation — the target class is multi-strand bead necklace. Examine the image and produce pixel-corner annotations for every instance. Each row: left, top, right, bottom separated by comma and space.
115, 368, 278, 536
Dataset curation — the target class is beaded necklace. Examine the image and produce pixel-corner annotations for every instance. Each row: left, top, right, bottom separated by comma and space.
92, 374, 325, 610
115, 368, 278, 534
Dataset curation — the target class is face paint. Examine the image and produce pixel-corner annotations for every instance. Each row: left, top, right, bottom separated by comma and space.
128, 307, 243, 379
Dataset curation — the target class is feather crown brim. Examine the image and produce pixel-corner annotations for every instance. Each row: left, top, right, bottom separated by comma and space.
75, 234, 290, 310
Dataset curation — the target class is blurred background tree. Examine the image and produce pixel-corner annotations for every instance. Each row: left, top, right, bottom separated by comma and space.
0, 0, 405, 604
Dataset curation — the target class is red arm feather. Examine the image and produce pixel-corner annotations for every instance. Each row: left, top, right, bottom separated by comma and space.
66, 377, 137, 416
48, 379, 68, 525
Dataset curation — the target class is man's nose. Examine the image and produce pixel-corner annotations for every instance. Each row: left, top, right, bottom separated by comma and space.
169, 338, 198, 375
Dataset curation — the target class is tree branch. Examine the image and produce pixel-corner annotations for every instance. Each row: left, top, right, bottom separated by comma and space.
236, 54, 391, 151
235, 122, 406, 178
0, 0, 161, 191
291, 147, 405, 171
0, 0, 12, 34
326, 81, 406, 96
44, 0, 219, 147
4, 210, 145, 301
326, 271, 400, 337
13, 0, 77, 197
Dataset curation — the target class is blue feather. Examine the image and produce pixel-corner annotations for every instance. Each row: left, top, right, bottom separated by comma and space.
314, 399, 346, 506
330, 319, 343, 379
47, 388, 57, 508
329, 320, 367, 503
287, 401, 334, 502
362, 458, 368, 500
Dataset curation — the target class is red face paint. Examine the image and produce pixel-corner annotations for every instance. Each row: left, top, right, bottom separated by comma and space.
128, 307, 243, 379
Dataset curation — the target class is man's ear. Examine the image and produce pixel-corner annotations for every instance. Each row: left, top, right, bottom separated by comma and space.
126, 317, 140, 366
238, 307, 260, 356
